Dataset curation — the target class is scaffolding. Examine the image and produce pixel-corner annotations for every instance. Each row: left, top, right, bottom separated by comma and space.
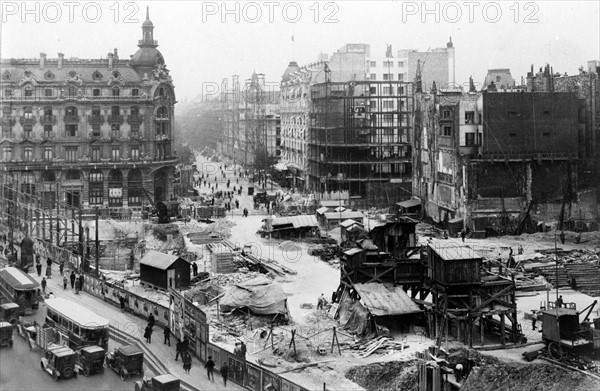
308, 79, 414, 206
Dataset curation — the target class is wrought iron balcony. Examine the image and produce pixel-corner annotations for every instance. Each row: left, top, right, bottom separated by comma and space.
155, 134, 170, 141
40, 115, 57, 125
107, 114, 124, 124
63, 115, 80, 123
19, 116, 37, 126
88, 115, 105, 125
127, 114, 142, 124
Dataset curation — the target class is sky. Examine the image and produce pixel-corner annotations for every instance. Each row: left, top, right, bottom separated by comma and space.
1, 1, 599, 102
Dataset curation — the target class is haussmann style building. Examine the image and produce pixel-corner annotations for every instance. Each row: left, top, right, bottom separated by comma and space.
0, 8, 177, 215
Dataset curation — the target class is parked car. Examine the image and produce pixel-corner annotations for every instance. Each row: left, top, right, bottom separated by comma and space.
134, 374, 180, 391
0, 302, 21, 324
41, 345, 78, 380
106, 344, 144, 380
76, 345, 106, 376
0, 321, 14, 348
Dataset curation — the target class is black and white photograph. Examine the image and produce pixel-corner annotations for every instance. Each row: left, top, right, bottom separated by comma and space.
0, 1, 599, 390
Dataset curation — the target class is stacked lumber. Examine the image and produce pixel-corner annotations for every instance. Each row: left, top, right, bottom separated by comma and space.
563, 263, 600, 296
245, 254, 297, 276
535, 265, 570, 288
347, 336, 409, 357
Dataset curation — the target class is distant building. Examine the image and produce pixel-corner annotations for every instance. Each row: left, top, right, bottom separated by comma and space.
483, 69, 515, 90
0, 8, 177, 210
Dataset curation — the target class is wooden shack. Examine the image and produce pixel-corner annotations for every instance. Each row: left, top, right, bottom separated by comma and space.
426, 244, 482, 286
340, 219, 367, 242
139, 250, 191, 291
322, 210, 364, 230
370, 217, 418, 258
262, 215, 319, 239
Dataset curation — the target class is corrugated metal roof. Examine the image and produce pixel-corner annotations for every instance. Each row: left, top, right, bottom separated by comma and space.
271, 215, 318, 228
323, 211, 364, 220
139, 250, 182, 270
316, 207, 330, 215
429, 244, 482, 261
353, 283, 422, 316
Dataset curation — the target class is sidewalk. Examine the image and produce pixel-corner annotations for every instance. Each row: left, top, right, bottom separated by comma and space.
40, 264, 242, 391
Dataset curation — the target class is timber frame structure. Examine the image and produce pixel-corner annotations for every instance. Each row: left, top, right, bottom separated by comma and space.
340, 228, 523, 348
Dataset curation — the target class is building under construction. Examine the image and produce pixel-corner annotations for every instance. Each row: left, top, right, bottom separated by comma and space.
308, 78, 414, 207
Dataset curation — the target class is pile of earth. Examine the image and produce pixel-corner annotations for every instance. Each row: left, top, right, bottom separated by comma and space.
461, 362, 600, 391
345, 360, 419, 391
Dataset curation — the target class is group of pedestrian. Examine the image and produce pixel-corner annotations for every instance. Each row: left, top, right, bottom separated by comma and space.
203, 356, 229, 386
174, 336, 192, 374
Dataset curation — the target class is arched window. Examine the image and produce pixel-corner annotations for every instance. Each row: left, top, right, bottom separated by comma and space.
156, 106, 168, 119
89, 170, 104, 205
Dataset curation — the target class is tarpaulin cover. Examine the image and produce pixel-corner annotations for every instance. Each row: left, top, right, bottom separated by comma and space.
189, 283, 224, 305
219, 276, 288, 316
336, 294, 376, 338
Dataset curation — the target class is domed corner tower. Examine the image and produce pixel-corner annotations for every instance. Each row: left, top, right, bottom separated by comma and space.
130, 6, 165, 77
130, 7, 177, 203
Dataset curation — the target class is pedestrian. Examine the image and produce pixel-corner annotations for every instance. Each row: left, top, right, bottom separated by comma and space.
239, 341, 247, 359
221, 362, 229, 386
45, 258, 52, 279
35, 259, 42, 277
119, 295, 126, 312
556, 295, 564, 308
63, 275, 68, 290
234, 342, 242, 356
41, 277, 47, 295
164, 325, 171, 346
78, 274, 84, 292
205, 356, 215, 381
560, 230, 565, 245
317, 293, 325, 310
175, 340, 182, 361
59, 261, 64, 276
235, 199, 239, 209
148, 313, 156, 329
192, 262, 198, 277
70, 271, 76, 289
144, 325, 152, 343
183, 351, 192, 374
532, 310, 538, 330
460, 229, 466, 242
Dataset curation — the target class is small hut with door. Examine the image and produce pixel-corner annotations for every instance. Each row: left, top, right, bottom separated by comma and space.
139, 250, 190, 291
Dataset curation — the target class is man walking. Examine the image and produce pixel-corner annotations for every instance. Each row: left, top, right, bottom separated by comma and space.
70, 271, 76, 290
41, 277, 47, 295
144, 324, 153, 343
192, 262, 198, 277
78, 274, 84, 293
63, 275, 68, 290
163, 325, 171, 346
45, 258, 53, 279
205, 356, 215, 381
35, 259, 42, 277
221, 362, 229, 387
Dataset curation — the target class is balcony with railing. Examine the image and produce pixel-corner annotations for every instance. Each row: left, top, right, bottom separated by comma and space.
127, 115, 142, 124
154, 115, 170, 121
63, 115, 80, 123
40, 115, 57, 125
19, 116, 37, 126
155, 133, 170, 141
88, 115, 105, 125
107, 114, 124, 124
42, 132, 55, 141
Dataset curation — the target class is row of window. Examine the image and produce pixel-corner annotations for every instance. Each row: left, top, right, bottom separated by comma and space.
4, 105, 165, 119
368, 61, 406, 68
5, 86, 140, 98
0, 145, 146, 162
369, 74, 406, 81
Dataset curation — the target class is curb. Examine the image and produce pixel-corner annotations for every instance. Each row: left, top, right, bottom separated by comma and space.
109, 326, 199, 391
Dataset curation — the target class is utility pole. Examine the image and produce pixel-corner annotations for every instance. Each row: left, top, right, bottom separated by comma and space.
95, 207, 99, 277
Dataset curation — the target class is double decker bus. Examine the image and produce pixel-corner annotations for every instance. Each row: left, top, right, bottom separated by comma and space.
0, 267, 40, 314
45, 298, 109, 351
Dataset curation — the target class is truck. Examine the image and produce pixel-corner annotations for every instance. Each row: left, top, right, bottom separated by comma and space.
40, 344, 78, 381
134, 374, 180, 391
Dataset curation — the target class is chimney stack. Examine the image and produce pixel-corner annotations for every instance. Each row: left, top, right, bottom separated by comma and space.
113, 48, 118, 59
108, 52, 114, 69
40, 52, 46, 68
57, 52, 64, 69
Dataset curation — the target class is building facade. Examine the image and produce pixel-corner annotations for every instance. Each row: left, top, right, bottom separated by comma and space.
0, 9, 177, 212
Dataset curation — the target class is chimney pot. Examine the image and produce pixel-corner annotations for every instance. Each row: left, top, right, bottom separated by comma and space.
57, 52, 64, 69
108, 53, 114, 69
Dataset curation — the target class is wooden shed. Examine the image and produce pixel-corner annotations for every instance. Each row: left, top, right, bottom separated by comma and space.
426, 243, 482, 286
139, 250, 191, 291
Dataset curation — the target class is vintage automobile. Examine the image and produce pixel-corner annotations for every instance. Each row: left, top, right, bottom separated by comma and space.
76, 345, 106, 376
0, 302, 21, 325
0, 321, 14, 348
106, 344, 144, 380
40, 345, 78, 380
134, 374, 180, 391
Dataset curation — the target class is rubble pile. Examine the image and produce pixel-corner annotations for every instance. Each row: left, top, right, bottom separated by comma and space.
197, 219, 235, 239
210, 271, 264, 287
345, 360, 419, 391
461, 362, 600, 391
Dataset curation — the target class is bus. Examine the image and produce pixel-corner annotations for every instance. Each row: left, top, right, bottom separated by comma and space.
0, 267, 40, 314
45, 298, 109, 351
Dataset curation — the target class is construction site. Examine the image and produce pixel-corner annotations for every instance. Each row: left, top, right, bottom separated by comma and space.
2, 151, 600, 391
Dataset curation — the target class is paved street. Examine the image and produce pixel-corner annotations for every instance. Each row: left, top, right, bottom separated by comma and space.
12, 264, 243, 391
